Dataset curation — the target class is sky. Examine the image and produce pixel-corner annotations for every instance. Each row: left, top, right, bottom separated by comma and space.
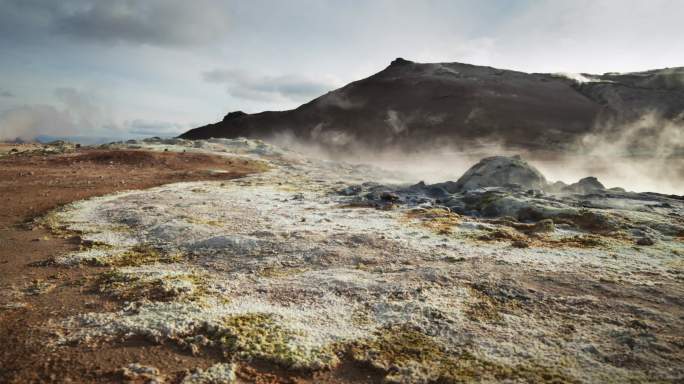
1, 0, 683, 141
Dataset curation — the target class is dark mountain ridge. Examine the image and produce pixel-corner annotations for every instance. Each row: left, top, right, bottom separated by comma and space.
180, 59, 684, 153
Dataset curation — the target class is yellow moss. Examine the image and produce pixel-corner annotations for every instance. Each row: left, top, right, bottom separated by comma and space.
464, 283, 527, 323
37, 211, 73, 237
257, 266, 308, 278
554, 235, 604, 248
405, 208, 461, 235
475, 226, 526, 242
24, 278, 56, 296
665, 258, 684, 270
211, 313, 339, 370
464, 288, 504, 323
96, 269, 203, 302
351, 325, 580, 383
471, 225, 610, 249
108, 246, 182, 267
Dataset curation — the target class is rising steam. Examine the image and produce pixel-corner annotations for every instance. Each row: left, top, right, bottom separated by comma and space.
266, 112, 684, 195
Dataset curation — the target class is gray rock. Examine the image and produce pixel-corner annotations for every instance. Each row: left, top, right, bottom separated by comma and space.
451, 155, 547, 192
339, 185, 362, 196
563, 176, 606, 194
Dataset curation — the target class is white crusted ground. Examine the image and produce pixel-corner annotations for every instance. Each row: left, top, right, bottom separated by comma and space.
47, 138, 684, 383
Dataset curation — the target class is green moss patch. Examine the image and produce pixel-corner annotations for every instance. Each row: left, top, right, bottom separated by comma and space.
351, 325, 579, 383
209, 313, 340, 370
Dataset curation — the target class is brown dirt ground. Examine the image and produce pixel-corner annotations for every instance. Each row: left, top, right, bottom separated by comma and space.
0, 147, 383, 383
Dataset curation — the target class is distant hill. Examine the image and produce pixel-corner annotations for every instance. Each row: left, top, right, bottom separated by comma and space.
180, 58, 684, 153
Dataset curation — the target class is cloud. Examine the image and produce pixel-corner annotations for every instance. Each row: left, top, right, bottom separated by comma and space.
0, 0, 230, 47
0, 90, 14, 98
58, 0, 231, 46
202, 69, 336, 103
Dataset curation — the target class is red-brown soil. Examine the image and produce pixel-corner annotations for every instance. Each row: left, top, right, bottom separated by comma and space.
0, 147, 383, 383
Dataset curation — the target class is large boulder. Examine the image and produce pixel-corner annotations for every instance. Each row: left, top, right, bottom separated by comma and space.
451, 155, 548, 192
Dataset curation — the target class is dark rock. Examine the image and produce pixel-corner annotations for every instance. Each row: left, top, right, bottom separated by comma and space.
511, 238, 529, 247
222, 111, 248, 121
636, 237, 655, 246
380, 191, 400, 202
426, 186, 449, 198
390, 57, 413, 66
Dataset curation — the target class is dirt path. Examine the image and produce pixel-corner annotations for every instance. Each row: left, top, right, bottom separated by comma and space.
0, 148, 266, 383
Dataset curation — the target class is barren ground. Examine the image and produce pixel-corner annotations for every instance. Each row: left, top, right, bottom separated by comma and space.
1, 139, 683, 384
0, 146, 335, 383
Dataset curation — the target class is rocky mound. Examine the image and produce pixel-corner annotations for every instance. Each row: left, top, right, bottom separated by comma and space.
340, 154, 684, 240
441, 155, 547, 192
180, 59, 684, 153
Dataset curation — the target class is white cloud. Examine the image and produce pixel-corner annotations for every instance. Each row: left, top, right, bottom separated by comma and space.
1, 0, 683, 140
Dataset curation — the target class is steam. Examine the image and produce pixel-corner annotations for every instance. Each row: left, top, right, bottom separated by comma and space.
539, 111, 684, 194
265, 112, 684, 195
309, 123, 354, 147
0, 87, 111, 141
385, 110, 407, 134
315, 91, 363, 110
0, 104, 79, 141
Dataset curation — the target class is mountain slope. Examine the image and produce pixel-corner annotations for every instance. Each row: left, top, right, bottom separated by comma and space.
180, 59, 684, 152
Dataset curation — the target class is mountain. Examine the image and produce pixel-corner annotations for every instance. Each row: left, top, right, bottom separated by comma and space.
180, 58, 684, 152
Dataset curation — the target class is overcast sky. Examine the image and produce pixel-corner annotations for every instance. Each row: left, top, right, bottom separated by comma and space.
1, 0, 683, 141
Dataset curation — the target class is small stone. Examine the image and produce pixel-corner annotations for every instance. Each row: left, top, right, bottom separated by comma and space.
511, 240, 530, 248
636, 237, 655, 246
380, 191, 400, 201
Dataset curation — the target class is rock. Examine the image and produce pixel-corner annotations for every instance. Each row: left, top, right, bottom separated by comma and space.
390, 57, 413, 66
563, 176, 606, 194
339, 185, 362, 196
181, 363, 237, 384
222, 111, 248, 121
451, 155, 547, 192
636, 237, 655, 246
511, 240, 530, 248
119, 363, 165, 382
426, 186, 449, 198
520, 219, 555, 234
380, 191, 400, 202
